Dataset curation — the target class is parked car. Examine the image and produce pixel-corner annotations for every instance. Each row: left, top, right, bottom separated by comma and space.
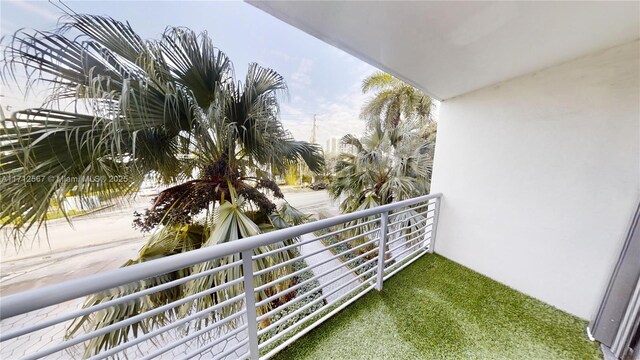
310, 182, 327, 191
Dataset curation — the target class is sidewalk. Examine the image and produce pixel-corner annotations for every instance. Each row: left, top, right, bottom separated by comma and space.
1, 197, 151, 262
298, 233, 359, 303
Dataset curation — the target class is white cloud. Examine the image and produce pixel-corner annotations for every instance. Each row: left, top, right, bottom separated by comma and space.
290, 58, 313, 88
279, 81, 369, 153
9, 0, 60, 22
269, 50, 293, 62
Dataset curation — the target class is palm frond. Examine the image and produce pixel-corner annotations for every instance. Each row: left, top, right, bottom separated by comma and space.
0, 109, 142, 241
66, 223, 206, 357
275, 202, 310, 226
360, 71, 434, 129
329, 110, 435, 211
160, 27, 232, 109
361, 71, 394, 93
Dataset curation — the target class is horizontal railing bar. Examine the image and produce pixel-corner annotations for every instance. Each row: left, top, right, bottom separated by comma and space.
387, 224, 430, 242
253, 217, 379, 260
387, 213, 431, 229
386, 228, 431, 248
257, 256, 378, 322
387, 223, 430, 239
387, 235, 424, 255
255, 246, 379, 307
254, 236, 379, 292
387, 218, 432, 238
386, 239, 429, 265
387, 236, 422, 255
251, 241, 301, 263
0, 259, 243, 342
177, 324, 249, 360
387, 216, 433, 237
387, 201, 435, 218
387, 209, 433, 227
89, 296, 247, 360
259, 277, 377, 350
388, 203, 433, 218
385, 239, 429, 266
139, 315, 248, 360
387, 229, 430, 252
258, 266, 378, 335
383, 248, 431, 281
253, 228, 379, 277
389, 202, 436, 220
0, 193, 441, 320
20, 282, 246, 360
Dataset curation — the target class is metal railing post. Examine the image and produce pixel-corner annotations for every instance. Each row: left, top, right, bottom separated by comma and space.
429, 197, 441, 254
376, 212, 389, 291
242, 250, 260, 360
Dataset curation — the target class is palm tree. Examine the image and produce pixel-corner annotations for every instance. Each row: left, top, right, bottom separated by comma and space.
361, 71, 434, 129
328, 73, 436, 257
327, 121, 432, 259
343, 71, 437, 205
329, 121, 432, 213
1, 13, 322, 356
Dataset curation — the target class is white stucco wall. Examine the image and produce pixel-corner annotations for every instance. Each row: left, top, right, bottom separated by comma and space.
430, 40, 640, 319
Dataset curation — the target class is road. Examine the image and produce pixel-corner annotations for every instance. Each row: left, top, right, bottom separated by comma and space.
278, 188, 339, 217
0, 189, 355, 359
0, 189, 338, 295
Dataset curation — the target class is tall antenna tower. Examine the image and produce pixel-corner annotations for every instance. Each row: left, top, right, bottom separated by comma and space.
309, 114, 318, 184
310, 114, 317, 144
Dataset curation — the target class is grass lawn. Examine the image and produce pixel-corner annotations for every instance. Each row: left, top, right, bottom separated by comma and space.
272, 254, 601, 360
45, 209, 88, 220
1, 209, 90, 224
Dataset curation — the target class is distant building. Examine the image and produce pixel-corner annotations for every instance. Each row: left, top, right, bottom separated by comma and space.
324, 135, 358, 155
324, 137, 341, 154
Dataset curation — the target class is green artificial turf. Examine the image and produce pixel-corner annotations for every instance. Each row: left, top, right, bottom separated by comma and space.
272, 254, 601, 360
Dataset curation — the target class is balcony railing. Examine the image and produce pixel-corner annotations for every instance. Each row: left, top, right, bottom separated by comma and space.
0, 193, 441, 359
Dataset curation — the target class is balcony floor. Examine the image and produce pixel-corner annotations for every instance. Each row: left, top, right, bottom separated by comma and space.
273, 254, 601, 360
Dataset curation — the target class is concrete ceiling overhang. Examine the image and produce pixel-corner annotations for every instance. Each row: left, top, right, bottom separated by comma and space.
247, 1, 640, 101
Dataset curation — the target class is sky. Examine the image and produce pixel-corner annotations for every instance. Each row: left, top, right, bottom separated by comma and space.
0, 0, 377, 151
